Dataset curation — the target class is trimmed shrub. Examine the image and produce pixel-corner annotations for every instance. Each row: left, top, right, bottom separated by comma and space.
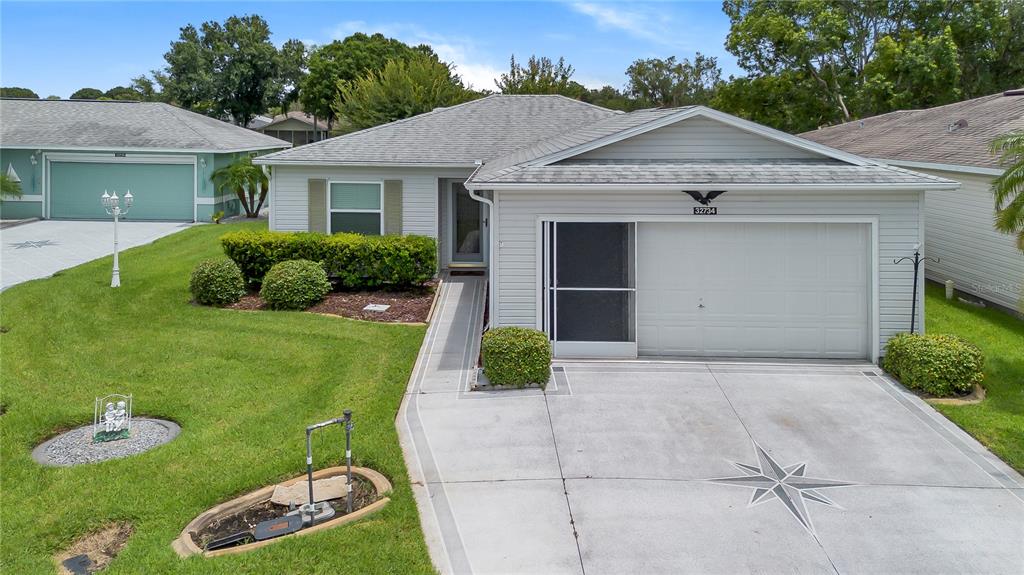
882, 333, 984, 397
189, 259, 245, 306
220, 231, 436, 289
481, 327, 552, 388
260, 260, 331, 310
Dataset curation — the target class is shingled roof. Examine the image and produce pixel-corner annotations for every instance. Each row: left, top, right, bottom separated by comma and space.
254, 95, 619, 166
0, 99, 290, 152
799, 89, 1024, 170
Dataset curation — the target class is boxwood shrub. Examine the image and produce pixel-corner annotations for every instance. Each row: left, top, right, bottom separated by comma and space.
882, 333, 984, 397
220, 231, 436, 289
481, 327, 552, 388
259, 259, 331, 310
189, 259, 245, 306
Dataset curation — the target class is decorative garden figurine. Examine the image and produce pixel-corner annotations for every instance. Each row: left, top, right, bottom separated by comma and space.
93, 394, 132, 442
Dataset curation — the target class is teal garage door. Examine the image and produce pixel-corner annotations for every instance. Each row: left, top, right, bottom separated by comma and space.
49, 161, 194, 221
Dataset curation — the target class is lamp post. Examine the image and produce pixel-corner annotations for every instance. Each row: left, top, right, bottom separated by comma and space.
101, 189, 133, 288
894, 243, 938, 334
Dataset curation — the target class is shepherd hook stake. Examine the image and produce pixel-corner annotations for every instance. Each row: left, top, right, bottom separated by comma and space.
894, 245, 939, 334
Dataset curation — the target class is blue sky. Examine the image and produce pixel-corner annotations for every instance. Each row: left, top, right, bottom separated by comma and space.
0, 1, 739, 98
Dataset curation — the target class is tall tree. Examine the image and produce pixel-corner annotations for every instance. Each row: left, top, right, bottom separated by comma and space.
301, 33, 434, 129
581, 86, 637, 111
276, 38, 307, 110
0, 87, 38, 99
712, 71, 834, 133
990, 132, 1024, 253
161, 15, 279, 125
130, 75, 165, 102
626, 53, 721, 107
161, 24, 214, 111
495, 55, 585, 98
104, 86, 144, 101
337, 54, 476, 131
70, 88, 104, 100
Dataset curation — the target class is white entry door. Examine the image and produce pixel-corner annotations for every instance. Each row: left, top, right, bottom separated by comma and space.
636, 222, 870, 359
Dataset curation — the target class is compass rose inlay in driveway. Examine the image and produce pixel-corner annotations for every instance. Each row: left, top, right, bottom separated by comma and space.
706, 443, 855, 534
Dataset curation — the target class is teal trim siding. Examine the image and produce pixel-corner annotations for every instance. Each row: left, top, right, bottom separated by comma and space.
50, 161, 194, 220
0, 149, 43, 219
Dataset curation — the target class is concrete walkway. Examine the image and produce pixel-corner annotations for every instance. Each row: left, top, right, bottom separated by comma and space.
1, 220, 190, 289
398, 276, 1024, 575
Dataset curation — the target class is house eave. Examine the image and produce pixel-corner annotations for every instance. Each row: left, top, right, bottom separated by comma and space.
465, 181, 961, 192
874, 159, 1004, 177
253, 158, 479, 168
0, 144, 291, 154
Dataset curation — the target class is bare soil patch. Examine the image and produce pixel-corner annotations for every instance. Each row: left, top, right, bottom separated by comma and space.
193, 476, 378, 550
228, 282, 435, 323
55, 522, 133, 574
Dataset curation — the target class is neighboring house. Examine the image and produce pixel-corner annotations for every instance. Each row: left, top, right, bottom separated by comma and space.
255, 94, 959, 363
0, 99, 289, 222
801, 89, 1024, 313
248, 112, 329, 147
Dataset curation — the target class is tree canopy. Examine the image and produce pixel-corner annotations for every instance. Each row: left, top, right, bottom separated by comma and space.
626, 54, 722, 107
337, 54, 477, 131
70, 88, 104, 100
0, 87, 38, 99
495, 55, 586, 98
719, 0, 1024, 130
301, 33, 435, 128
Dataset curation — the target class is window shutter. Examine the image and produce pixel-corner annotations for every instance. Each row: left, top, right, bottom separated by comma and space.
308, 179, 327, 233
383, 179, 403, 235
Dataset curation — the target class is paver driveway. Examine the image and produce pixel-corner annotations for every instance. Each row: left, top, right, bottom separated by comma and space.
1, 220, 190, 289
399, 277, 1024, 575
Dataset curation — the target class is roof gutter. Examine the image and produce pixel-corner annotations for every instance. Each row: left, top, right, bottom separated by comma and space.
464, 160, 495, 330
251, 158, 479, 168
464, 181, 961, 192
875, 159, 1004, 177
0, 144, 290, 154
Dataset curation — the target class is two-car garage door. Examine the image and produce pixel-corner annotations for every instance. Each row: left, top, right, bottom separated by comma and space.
636, 222, 870, 359
49, 161, 194, 221
543, 220, 871, 360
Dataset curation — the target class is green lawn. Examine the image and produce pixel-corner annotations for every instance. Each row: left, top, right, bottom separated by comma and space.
0, 222, 435, 574
924, 283, 1024, 472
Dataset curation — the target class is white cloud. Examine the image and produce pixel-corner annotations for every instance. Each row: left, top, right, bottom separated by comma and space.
325, 20, 503, 91
568, 2, 693, 50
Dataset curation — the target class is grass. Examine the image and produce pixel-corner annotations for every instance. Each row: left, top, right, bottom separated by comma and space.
924, 283, 1024, 472
0, 221, 435, 574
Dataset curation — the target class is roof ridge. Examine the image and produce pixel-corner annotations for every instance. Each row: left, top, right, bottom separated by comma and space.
158, 103, 223, 150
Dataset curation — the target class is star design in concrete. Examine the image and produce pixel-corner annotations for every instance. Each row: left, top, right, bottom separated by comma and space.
9, 239, 56, 249
707, 443, 854, 533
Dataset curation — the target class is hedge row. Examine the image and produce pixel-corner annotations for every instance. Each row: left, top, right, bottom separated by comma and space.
882, 333, 984, 397
220, 231, 436, 289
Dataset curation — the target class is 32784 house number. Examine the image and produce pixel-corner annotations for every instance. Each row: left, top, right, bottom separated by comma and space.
693, 206, 717, 215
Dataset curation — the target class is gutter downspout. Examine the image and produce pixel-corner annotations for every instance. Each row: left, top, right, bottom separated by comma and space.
464, 160, 494, 330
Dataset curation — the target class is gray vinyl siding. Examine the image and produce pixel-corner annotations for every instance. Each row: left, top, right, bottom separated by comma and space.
269, 165, 473, 237
920, 168, 1023, 311
493, 189, 927, 357
573, 116, 821, 161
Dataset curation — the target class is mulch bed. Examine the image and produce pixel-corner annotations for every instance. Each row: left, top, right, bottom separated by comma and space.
193, 477, 378, 550
227, 281, 437, 323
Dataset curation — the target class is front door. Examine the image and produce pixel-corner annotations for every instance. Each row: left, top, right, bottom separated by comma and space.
450, 182, 485, 265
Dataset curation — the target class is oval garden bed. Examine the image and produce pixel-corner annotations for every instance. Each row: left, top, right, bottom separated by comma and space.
32, 418, 181, 467
172, 466, 392, 558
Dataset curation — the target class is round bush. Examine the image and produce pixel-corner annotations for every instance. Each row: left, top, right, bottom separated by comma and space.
189, 259, 245, 306
260, 259, 331, 310
882, 333, 984, 397
481, 327, 551, 388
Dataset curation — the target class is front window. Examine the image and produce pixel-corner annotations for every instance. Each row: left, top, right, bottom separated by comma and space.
329, 182, 382, 235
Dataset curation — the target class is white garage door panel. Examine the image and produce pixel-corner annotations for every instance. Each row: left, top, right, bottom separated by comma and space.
637, 222, 870, 359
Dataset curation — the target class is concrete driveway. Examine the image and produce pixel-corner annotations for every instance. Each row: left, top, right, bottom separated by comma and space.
399, 277, 1024, 575
1, 220, 190, 289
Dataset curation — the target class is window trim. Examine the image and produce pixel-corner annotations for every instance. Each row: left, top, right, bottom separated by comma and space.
326, 180, 384, 235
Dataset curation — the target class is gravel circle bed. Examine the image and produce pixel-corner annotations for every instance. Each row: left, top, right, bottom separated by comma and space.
32, 418, 181, 466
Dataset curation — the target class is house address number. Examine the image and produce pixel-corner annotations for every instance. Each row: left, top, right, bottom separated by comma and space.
693, 206, 717, 215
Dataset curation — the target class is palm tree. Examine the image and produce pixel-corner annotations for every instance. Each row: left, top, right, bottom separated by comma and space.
1, 173, 23, 199
210, 156, 269, 218
990, 131, 1024, 252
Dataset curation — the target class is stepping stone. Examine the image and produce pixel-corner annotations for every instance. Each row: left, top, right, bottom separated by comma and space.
270, 476, 346, 506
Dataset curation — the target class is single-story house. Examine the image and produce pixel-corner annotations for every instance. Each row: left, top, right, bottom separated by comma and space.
801, 89, 1024, 313
248, 111, 329, 147
254, 94, 959, 362
0, 99, 289, 222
